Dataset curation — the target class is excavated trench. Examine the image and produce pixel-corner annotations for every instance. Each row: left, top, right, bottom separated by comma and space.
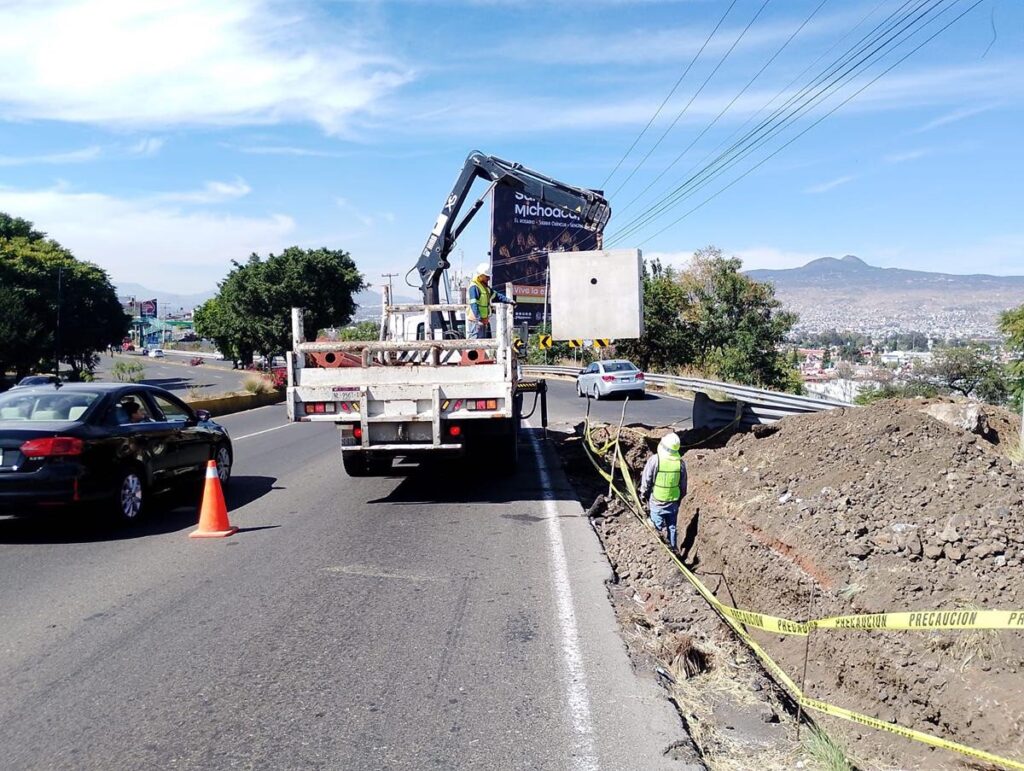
552, 398, 1024, 771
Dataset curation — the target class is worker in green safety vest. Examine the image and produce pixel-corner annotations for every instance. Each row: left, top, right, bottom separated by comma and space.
466, 262, 513, 339
638, 432, 688, 550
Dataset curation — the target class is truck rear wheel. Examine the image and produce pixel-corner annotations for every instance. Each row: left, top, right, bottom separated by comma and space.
498, 420, 520, 473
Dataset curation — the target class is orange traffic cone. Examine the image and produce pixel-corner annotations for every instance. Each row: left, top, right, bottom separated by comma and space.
189, 460, 238, 538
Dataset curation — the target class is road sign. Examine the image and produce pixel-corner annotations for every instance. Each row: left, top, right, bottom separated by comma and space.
538, 334, 553, 349
593, 339, 610, 348
567, 339, 585, 348
512, 337, 525, 353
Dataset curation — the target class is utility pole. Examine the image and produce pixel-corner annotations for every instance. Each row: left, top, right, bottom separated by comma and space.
381, 273, 398, 299
54, 266, 62, 378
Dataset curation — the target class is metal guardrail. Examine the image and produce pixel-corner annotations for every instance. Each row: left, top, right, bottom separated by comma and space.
523, 365, 852, 426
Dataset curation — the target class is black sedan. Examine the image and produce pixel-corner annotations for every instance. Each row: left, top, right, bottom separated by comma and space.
0, 383, 232, 522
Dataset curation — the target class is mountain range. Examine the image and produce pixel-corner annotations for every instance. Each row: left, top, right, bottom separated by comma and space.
745, 256, 1024, 338
114, 283, 416, 320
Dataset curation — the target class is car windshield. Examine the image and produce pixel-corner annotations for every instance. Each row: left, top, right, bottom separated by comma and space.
0, 390, 102, 421
602, 362, 637, 373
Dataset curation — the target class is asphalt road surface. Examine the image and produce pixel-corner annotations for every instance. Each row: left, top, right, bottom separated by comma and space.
542, 378, 693, 432
91, 353, 255, 396
0, 385, 691, 770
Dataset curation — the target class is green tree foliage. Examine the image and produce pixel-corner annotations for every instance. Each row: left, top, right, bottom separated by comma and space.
337, 321, 381, 341
680, 247, 797, 389
616, 247, 798, 391
0, 214, 129, 379
614, 260, 690, 371
913, 345, 1006, 400
196, 247, 366, 365
999, 305, 1024, 408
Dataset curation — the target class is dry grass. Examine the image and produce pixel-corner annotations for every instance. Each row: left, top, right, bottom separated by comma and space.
1008, 435, 1024, 466
242, 375, 272, 395
804, 726, 853, 771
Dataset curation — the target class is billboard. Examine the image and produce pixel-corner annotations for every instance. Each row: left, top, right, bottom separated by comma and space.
490, 186, 602, 327
139, 299, 158, 318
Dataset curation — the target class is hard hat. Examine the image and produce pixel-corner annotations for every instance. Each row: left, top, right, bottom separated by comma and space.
659, 432, 681, 451
475, 262, 491, 278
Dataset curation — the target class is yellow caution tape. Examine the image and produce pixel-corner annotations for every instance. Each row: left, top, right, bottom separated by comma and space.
800, 698, 1024, 771
580, 419, 1024, 770
814, 609, 1024, 632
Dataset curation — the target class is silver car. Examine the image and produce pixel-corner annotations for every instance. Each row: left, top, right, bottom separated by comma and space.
576, 359, 645, 399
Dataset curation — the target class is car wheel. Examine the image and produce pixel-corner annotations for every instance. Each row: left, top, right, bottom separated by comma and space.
114, 467, 145, 522
576, 381, 583, 398
591, 384, 601, 401
214, 444, 232, 489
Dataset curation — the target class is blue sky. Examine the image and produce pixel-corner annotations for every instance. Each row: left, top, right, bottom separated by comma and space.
0, 0, 1021, 295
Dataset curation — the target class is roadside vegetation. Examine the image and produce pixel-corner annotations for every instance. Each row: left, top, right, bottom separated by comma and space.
193, 246, 365, 369
0, 212, 130, 382
111, 360, 145, 383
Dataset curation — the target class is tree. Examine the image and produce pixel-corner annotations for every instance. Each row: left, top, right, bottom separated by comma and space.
913, 345, 1005, 399
199, 247, 366, 366
615, 259, 690, 371
679, 247, 797, 389
999, 305, 1024, 410
0, 215, 128, 379
338, 321, 382, 341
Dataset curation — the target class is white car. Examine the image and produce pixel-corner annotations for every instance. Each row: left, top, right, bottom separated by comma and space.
148, 348, 165, 358
576, 359, 645, 399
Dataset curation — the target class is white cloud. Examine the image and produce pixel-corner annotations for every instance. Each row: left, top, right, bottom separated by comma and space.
227, 144, 349, 157
883, 148, 932, 164
803, 175, 855, 194
0, 0, 411, 135
0, 184, 295, 293
158, 179, 252, 204
913, 103, 1001, 133
126, 137, 165, 157
0, 146, 102, 166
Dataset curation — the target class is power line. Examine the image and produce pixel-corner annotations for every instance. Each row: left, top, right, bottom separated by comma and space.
634, 0, 984, 247
608, 0, 944, 245
600, 0, 741, 190
614, 0, 832, 221
609, 0, 931, 242
609, 0, 772, 199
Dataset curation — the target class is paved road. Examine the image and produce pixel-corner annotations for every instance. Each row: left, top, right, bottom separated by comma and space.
0, 389, 688, 770
91, 353, 254, 396
543, 378, 693, 432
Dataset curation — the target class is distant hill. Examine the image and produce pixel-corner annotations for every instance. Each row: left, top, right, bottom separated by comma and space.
744, 256, 1024, 338
115, 283, 418, 321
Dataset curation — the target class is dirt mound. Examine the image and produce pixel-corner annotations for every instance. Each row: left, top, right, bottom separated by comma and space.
685, 399, 1023, 768
561, 399, 1024, 769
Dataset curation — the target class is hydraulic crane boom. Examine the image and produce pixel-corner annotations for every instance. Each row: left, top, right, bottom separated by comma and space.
414, 151, 611, 310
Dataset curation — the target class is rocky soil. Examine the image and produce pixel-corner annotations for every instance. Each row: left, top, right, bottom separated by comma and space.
556, 397, 1024, 770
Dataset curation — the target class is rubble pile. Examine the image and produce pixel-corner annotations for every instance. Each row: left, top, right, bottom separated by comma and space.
558, 398, 1024, 770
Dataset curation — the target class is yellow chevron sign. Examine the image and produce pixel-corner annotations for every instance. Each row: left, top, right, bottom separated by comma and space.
592, 339, 610, 348
538, 334, 553, 349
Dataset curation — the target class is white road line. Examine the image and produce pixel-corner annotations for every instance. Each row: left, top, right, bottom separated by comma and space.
527, 424, 599, 771
234, 424, 294, 441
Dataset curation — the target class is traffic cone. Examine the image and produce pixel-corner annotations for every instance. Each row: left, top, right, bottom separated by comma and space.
189, 460, 238, 538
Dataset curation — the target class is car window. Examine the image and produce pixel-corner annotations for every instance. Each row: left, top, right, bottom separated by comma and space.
603, 362, 637, 373
108, 394, 155, 425
150, 393, 192, 423
0, 390, 101, 421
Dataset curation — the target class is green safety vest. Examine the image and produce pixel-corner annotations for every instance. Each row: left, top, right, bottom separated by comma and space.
652, 446, 682, 502
469, 278, 491, 321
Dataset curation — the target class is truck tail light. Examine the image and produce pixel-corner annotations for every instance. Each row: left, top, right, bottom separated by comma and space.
601, 375, 615, 382
304, 402, 337, 414
468, 399, 498, 411
20, 436, 83, 458
448, 425, 462, 437
353, 427, 362, 439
